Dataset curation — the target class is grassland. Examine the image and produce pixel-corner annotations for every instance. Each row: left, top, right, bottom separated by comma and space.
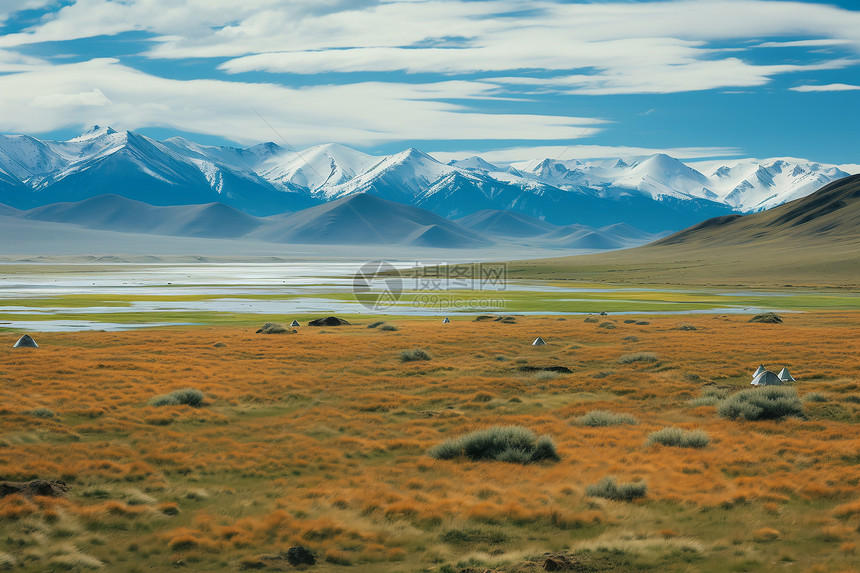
1, 312, 859, 572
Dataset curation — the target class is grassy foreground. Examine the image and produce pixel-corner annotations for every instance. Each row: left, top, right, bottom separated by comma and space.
1, 313, 859, 572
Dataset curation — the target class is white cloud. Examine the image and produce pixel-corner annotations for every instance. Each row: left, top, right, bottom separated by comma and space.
490, 57, 857, 95
754, 39, 855, 49
790, 83, 860, 92
0, 0, 56, 24
0, 58, 600, 145
428, 145, 744, 165
0, 0, 857, 98
32, 88, 111, 109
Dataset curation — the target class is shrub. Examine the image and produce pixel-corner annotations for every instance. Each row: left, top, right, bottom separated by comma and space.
429, 426, 560, 464
618, 352, 658, 364
150, 388, 205, 408
27, 407, 55, 419
400, 349, 431, 362
717, 387, 803, 421
380, 325, 399, 332
586, 477, 647, 501
689, 386, 729, 407
599, 322, 616, 330
804, 392, 828, 403
584, 316, 599, 323
367, 321, 385, 329
749, 312, 782, 324
575, 410, 638, 427
646, 427, 710, 448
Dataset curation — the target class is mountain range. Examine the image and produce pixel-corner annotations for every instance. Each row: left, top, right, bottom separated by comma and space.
509, 174, 860, 288
1, 126, 854, 234
5, 193, 664, 250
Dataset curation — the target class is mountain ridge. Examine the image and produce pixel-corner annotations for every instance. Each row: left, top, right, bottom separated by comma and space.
0, 126, 854, 232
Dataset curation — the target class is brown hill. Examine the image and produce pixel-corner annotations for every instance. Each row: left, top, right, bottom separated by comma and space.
507, 174, 860, 288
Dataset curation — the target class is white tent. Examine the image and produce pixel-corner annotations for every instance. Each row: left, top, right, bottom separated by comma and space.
290, 320, 300, 327
752, 364, 765, 377
442, 317, 450, 323
532, 337, 546, 346
751, 370, 783, 386
13, 334, 38, 348
777, 367, 795, 382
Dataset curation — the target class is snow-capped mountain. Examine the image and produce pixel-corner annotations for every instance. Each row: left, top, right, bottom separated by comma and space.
0, 126, 854, 231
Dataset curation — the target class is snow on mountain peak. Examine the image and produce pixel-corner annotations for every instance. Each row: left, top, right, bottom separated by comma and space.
70, 125, 117, 142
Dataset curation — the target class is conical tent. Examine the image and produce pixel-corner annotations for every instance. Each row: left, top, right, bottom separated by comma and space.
13, 334, 38, 348
442, 317, 450, 323
290, 320, 300, 327
753, 364, 765, 377
777, 367, 795, 382
532, 337, 546, 346
751, 370, 783, 386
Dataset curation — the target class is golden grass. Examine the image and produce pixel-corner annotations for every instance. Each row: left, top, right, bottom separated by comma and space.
0, 312, 858, 571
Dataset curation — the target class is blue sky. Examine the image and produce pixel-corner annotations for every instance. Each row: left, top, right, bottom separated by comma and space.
0, 0, 858, 164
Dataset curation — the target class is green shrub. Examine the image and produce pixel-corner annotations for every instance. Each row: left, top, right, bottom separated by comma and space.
380, 325, 399, 332
429, 426, 560, 464
367, 321, 385, 329
749, 312, 782, 324
618, 352, 658, 364
256, 322, 288, 334
804, 392, 828, 403
150, 388, 205, 408
717, 387, 803, 421
575, 410, 638, 427
400, 349, 431, 362
586, 477, 647, 501
646, 427, 709, 448
689, 386, 729, 407
27, 407, 56, 419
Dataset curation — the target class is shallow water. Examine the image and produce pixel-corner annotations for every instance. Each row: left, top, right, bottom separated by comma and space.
0, 261, 810, 331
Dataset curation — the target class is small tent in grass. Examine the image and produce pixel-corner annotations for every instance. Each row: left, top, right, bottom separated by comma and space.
290, 320, 300, 327
751, 370, 783, 386
442, 317, 450, 323
777, 367, 795, 382
753, 364, 765, 378
532, 337, 546, 346
13, 334, 38, 348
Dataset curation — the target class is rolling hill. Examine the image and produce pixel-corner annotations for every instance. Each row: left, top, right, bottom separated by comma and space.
506, 174, 860, 288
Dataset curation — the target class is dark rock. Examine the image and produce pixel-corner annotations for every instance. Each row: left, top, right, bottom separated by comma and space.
599, 311, 608, 316
308, 316, 350, 326
0, 480, 68, 498
286, 545, 315, 566
517, 365, 573, 374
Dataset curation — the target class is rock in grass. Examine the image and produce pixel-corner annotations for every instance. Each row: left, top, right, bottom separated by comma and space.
286, 546, 315, 566
749, 312, 782, 324
0, 480, 68, 499
308, 316, 350, 326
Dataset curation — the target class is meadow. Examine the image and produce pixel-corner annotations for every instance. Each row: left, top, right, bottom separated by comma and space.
1, 312, 859, 572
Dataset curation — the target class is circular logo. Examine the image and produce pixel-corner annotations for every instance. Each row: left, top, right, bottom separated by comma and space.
353, 260, 403, 311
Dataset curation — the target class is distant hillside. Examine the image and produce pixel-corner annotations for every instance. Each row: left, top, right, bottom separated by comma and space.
23, 195, 263, 238
249, 193, 493, 248
507, 174, 860, 288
